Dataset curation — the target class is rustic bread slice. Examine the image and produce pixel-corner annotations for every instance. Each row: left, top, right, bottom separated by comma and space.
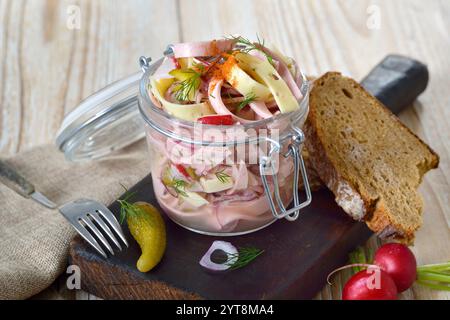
304, 72, 439, 243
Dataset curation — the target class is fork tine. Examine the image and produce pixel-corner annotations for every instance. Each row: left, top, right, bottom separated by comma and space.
81, 216, 115, 256
72, 220, 107, 258
96, 208, 129, 247
89, 211, 122, 251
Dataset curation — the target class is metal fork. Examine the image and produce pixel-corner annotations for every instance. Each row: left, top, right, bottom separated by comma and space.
0, 159, 128, 258
59, 199, 128, 258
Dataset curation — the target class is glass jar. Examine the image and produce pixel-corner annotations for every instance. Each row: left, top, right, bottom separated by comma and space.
56, 48, 312, 236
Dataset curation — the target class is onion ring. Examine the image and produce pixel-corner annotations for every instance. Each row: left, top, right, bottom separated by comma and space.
208, 79, 252, 123
249, 101, 273, 119
199, 241, 238, 272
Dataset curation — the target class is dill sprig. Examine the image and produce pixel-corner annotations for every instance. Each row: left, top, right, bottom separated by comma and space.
215, 169, 231, 183
117, 184, 140, 224
226, 247, 264, 270
173, 68, 202, 102
228, 35, 274, 65
236, 92, 257, 113
169, 178, 188, 197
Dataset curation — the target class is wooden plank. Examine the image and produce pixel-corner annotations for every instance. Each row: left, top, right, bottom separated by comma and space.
0, 0, 179, 155
70, 174, 372, 300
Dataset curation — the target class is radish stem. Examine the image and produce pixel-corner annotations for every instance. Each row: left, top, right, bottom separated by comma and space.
417, 271, 450, 283
349, 247, 367, 273
417, 262, 450, 272
416, 262, 450, 291
416, 280, 450, 291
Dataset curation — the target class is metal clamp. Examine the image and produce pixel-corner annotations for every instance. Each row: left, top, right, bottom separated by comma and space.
259, 126, 312, 221
139, 45, 173, 73
139, 56, 152, 72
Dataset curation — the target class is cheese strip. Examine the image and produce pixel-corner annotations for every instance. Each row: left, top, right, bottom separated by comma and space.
150, 77, 215, 121
259, 46, 303, 99
224, 63, 272, 101
234, 53, 299, 113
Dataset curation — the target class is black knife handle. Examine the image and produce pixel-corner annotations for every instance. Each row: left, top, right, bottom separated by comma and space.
361, 54, 429, 114
0, 160, 35, 197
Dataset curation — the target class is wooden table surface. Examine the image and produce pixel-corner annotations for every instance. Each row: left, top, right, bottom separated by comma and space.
1, 0, 449, 300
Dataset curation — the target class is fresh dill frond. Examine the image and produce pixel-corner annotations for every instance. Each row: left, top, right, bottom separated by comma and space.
117, 199, 134, 224
228, 35, 274, 66
215, 169, 231, 183
226, 247, 264, 270
117, 197, 142, 224
173, 68, 202, 102
169, 178, 188, 197
236, 92, 257, 113
117, 183, 140, 224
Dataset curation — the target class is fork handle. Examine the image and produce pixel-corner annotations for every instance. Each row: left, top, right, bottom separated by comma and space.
0, 160, 35, 198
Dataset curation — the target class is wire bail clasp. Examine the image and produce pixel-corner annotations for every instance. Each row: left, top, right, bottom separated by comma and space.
259, 125, 312, 221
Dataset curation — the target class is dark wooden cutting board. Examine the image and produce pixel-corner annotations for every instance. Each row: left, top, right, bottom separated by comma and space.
70, 174, 372, 299
69, 55, 428, 299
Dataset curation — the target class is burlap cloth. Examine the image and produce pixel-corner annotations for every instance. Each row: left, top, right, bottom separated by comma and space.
0, 140, 149, 299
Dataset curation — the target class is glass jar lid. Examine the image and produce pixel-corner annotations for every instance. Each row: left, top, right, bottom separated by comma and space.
56, 68, 147, 162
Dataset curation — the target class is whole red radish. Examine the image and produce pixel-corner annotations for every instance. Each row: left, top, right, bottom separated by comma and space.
374, 243, 417, 292
343, 268, 398, 300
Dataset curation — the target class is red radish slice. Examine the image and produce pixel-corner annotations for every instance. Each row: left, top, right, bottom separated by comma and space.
173, 39, 235, 58
342, 268, 398, 300
198, 114, 234, 125
170, 56, 181, 69
174, 164, 191, 179
199, 241, 238, 272
374, 243, 417, 293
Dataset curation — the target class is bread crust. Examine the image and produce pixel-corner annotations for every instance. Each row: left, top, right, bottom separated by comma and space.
304, 72, 439, 243
304, 120, 367, 220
